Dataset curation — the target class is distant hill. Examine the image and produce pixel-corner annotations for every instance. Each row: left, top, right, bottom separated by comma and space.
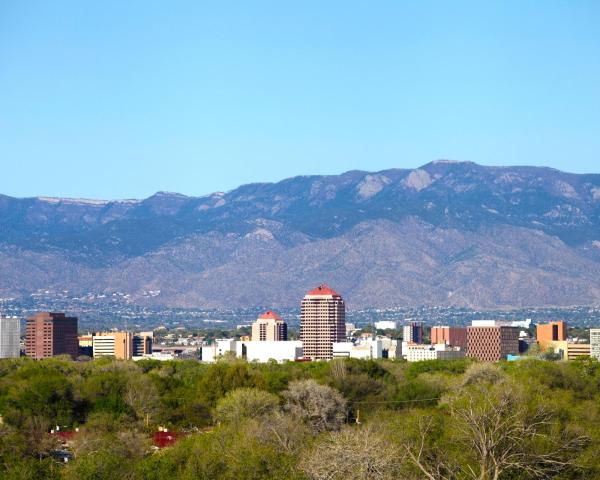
2, 161, 600, 308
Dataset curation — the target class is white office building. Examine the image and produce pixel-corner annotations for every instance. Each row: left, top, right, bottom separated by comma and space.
378, 337, 401, 359
332, 339, 383, 359
374, 321, 398, 331
236, 340, 303, 363
92, 335, 116, 358
405, 344, 465, 362
591, 329, 600, 361
0, 316, 20, 358
201, 339, 237, 363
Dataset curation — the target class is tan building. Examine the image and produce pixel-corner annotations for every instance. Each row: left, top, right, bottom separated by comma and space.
537, 321, 567, 349
93, 331, 133, 360
545, 341, 590, 361
251, 311, 287, 341
466, 323, 519, 362
300, 284, 346, 360
25, 312, 79, 359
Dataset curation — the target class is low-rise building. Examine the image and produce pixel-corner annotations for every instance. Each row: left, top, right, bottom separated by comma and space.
591, 329, 600, 361
378, 337, 401, 359
546, 340, 591, 361
374, 321, 397, 331
236, 340, 302, 362
405, 344, 465, 362
78, 334, 93, 357
201, 339, 237, 362
332, 339, 383, 359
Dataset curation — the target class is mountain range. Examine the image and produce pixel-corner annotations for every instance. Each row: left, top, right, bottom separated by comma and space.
2, 160, 600, 309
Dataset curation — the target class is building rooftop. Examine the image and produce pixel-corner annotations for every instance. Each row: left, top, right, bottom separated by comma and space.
258, 310, 283, 321
305, 284, 341, 297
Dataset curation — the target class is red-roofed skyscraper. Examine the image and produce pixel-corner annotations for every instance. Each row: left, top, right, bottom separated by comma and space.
251, 311, 287, 341
300, 284, 346, 360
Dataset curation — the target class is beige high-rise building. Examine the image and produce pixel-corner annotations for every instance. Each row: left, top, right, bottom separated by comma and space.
251, 311, 287, 341
92, 331, 133, 360
300, 284, 346, 360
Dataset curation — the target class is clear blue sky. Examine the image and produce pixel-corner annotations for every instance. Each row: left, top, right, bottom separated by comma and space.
1, 1, 599, 199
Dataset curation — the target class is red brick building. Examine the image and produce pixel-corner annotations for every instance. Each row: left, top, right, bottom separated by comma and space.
300, 284, 345, 360
25, 312, 79, 359
431, 326, 468, 349
466, 325, 519, 362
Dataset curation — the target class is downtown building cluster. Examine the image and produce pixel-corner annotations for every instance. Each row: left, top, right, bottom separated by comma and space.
3, 286, 600, 364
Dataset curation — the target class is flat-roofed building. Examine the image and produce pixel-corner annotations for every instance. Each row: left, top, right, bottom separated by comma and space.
467, 322, 519, 362
431, 326, 467, 349
591, 329, 600, 361
0, 316, 20, 358
78, 334, 93, 357
547, 341, 591, 361
25, 312, 78, 359
300, 284, 346, 360
133, 332, 153, 357
403, 321, 424, 344
201, 339, 237, 363
251, 311, 287, 341
405, 344, 465, 362
92, 332, 133, 360
374, 321, 397, 331
537, 321, 567, 349
236, 340, 303, 362
332, 339, 383, 359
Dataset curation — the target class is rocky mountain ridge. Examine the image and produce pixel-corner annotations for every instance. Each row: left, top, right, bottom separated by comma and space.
2, 161, 600, 308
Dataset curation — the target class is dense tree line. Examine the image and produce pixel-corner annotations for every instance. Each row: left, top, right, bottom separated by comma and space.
0, 356, 599, 479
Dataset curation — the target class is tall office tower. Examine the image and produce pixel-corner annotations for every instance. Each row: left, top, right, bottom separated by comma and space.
133, 331, 153, 357
25, 312, 79, 359
92, 331, 133, 360
536, 321, 567, 348
431, 326, 468, 349
0, 316, 21, 358
300, 284, 346, 360
466, 321, 519, 361
403, 321, 424, 344
591, 329, 600, 361
251, 311, 288, 341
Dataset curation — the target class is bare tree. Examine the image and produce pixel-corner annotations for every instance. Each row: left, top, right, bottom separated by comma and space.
253, 410, 311, 455
283, 379, 347, 434
394, 412, 456, 480
300, 424, 399, 480
448, 385, 588, 480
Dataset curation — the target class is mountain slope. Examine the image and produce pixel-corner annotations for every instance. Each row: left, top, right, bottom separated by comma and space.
2, 161, 600, 308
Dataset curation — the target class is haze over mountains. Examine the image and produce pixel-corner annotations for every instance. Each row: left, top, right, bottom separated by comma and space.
2, 160, 600, 309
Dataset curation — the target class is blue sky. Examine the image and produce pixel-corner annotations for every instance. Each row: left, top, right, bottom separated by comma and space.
1, 1, 599, 199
